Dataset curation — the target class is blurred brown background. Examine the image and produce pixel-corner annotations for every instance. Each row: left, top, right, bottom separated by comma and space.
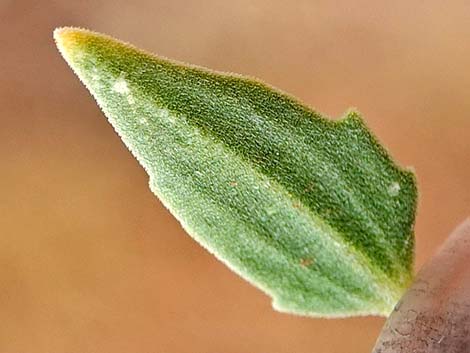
1, 1, 469, 352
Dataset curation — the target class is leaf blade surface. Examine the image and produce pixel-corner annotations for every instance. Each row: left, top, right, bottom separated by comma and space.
54, 27, 417, 317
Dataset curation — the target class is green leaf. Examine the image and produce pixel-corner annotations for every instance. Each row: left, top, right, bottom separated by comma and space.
54, 27, 417, 317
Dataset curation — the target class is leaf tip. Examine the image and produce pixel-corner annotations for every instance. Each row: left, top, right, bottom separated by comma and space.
54, 27, 76, 56
53, 27, 96, 66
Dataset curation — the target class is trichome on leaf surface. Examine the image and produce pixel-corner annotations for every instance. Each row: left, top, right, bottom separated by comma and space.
54, 27, 417, 318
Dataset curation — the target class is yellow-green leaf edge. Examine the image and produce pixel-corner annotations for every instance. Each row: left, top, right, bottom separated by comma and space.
54, 27, 417, 317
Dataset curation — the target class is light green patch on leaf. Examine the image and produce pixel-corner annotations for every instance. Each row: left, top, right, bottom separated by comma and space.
54, 27, 417, 317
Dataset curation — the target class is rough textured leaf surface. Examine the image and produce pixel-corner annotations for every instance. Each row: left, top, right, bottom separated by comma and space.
54, 27, 417, 317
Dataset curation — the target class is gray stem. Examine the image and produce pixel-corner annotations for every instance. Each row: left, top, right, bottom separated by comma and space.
372, 218, 470, 353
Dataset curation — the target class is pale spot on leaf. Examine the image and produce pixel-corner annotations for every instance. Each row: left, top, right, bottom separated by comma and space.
388, 182, 401, 197
113, 77, 130, 94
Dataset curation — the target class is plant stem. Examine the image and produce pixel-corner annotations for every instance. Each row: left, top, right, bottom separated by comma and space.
372, 218, 470, 352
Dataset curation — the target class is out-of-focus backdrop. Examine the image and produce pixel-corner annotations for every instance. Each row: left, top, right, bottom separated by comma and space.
1, 1, 469, 352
